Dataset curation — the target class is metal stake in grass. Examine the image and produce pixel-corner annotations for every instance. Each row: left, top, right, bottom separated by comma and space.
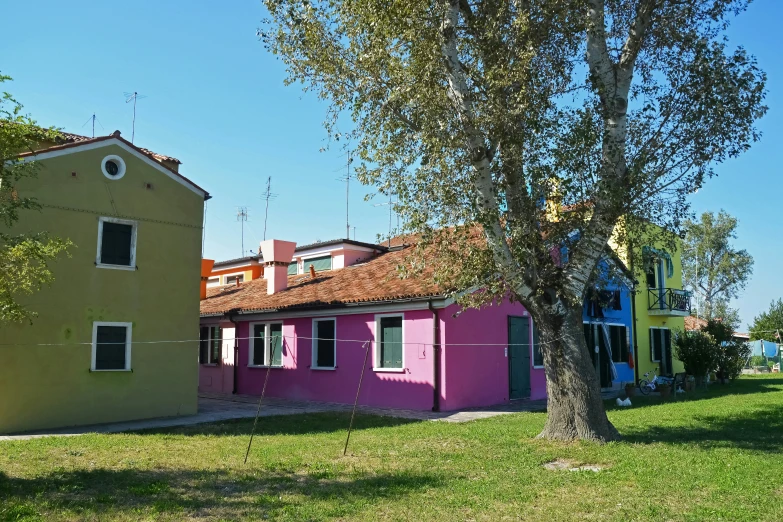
244, 363, 273, 465
344, 341, 371, 456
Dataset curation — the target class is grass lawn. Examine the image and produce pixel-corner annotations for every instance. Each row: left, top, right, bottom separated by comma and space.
2, 376, 783, 521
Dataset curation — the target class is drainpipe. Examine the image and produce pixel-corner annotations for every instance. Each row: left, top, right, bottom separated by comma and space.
628, 241, 640, 387
228, 309, 240, 395
428, 300, 441, 412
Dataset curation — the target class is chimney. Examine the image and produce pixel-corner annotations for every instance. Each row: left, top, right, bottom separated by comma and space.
259, 239, 296, 295
309, 265, 316, 279
200, 259, 215, 300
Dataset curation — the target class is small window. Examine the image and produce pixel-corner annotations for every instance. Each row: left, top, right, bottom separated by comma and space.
532, 321, 543, 368
101, 155, 127, 180
304, 255, 332, 272
312, 318, 336, 369
287, 261, 298, 275
249, 322, 284, 367
206, 277, 220, 288
92, 322, 131, 371
199, 326, 221, 364
650, 327, 671, 363
225, 274, 244, 285
97, 217, 137, 269
376, 315, 403, 370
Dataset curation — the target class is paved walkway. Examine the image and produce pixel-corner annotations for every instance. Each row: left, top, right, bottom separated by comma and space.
0, 393, 550, 441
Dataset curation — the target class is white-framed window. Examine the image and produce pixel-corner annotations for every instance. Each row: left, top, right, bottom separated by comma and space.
91, 321, 132, 371
312, 318, 336, 370
101, 154, 127, 180
650, 327, 671, 363
374, 314, 404, 371
249, 322, 284, 367
96, 217, 137, 270
199, 326, 221, 365
225, 273, 244, 285
206, 276, 220, 288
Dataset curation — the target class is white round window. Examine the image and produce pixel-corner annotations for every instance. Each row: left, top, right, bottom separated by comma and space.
101, 155, 127, 180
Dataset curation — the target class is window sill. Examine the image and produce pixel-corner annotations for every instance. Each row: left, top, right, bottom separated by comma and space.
311, 367, 336, 371
532, 365, 545, 370
201, 363, 219, 367
373, 367, 405, 373
96, 263, 136, 271
90, 369, 132, 372
247, 365, 284, 369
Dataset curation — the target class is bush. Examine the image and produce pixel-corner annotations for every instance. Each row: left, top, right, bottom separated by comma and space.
749, 355, 766, 368
673, 330, 718, 383
703, 320, 751, 382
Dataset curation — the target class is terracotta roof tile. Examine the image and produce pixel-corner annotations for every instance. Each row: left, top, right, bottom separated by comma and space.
200, 246, 441, 316
684, 315, 707, 331
57, 130, 181, 164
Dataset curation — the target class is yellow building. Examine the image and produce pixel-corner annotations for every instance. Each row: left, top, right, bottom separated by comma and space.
613, 222, 689, 382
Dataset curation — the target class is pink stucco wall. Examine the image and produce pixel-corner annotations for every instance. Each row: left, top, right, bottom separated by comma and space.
440, 299, 546, 410
232, 310, 437, 410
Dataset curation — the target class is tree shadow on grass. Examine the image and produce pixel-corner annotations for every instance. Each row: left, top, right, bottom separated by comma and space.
621, 402, 783, 453
0, 465, 443, 520
131, 411, 422, 438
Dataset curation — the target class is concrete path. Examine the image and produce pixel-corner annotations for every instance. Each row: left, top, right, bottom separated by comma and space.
0, 393, 550, 441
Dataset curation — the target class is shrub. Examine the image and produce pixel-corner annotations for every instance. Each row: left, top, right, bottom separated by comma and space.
749, 355, 766, 368
703, 320, 751, 382
673, 330, 718, 383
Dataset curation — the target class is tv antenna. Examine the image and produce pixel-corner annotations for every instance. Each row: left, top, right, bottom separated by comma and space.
336, 150, 355, 240
123, 91, 147, 144
237, 207, 249, 257
81, 113, 104, 138
373, 191, 399, 247
261, 176, 278, 241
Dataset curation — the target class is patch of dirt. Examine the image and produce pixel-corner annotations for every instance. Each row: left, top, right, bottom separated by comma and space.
543, 459, 606, 472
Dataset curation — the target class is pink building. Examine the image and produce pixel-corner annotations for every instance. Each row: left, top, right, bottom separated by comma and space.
199, 238, 549, 411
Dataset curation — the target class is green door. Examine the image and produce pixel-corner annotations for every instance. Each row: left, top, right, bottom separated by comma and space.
508, 316, 531, 400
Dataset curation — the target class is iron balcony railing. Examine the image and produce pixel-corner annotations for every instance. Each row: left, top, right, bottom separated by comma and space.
648, 288, 691, 313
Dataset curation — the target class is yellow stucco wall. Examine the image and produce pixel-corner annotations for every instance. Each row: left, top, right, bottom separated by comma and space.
0, 142, 205, 433
612, 222, 686, 381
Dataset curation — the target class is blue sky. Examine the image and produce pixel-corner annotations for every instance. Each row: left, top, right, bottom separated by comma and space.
2, 0, 780, 329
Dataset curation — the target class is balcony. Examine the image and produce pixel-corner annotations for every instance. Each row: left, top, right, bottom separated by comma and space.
647, 288, 691, 317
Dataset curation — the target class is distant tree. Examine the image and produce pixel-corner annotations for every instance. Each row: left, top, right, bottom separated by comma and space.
749, 299, 783, 342
683, 211, 753, 320
711, 300, 741, 332
0, 74, 71, 324
261, 0, 766, 441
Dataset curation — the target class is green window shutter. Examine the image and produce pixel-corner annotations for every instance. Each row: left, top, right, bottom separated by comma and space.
252, 324, 265, 366
651, 329, 662, 362
95, 325, 127, 370
288, 262, 298, 275
306, 255, 332, 272
583, 323, 594, 358
609, 325, 628, 363
315, 320, 335, 368
270, 323, 283, 366
100, 222, 133, 266
532, 321, 543, 367
210, 327, 221, 364
199, 327, 209, 363
380, 317, 403, 369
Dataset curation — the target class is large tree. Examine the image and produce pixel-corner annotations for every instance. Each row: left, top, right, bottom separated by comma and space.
261, 0, 766, 441
0, 74, 70, 323
683, 210, 753, 321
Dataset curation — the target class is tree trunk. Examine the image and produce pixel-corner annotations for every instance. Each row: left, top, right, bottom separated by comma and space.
535, 304, 620, 442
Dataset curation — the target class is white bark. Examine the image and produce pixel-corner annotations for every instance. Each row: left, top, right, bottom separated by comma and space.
439, 0, 534, 300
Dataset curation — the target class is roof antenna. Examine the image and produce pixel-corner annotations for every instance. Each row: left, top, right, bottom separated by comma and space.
373, 190, 397, 247
336, 149, 354, 240
81, 113, 104, 138
123, 91, 147, 144
237, 206, 249, 257
261, 176, 278, 241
